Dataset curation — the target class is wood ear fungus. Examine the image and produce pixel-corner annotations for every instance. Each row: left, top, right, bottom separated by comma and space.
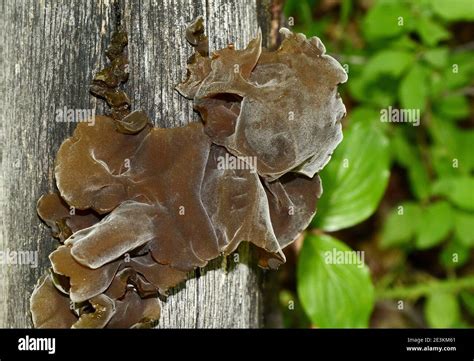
31, 17, 347, 328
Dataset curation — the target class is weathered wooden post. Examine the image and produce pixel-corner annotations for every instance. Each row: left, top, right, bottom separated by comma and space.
0, 0, 277, 328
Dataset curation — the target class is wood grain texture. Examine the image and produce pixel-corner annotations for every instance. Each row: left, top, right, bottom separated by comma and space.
0, 0, 271, 328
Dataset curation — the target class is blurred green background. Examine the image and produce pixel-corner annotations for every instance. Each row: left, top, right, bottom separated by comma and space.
278, 0, 474, 328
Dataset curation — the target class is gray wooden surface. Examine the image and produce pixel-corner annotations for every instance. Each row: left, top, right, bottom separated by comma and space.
0, 0, 274, 328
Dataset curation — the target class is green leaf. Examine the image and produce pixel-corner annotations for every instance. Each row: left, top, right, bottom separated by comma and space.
362, 2, 412, 41
386, 35, 418, 50
399, 64, 428, 113
348, 71, 368, 103
440, 240, 470, 269
432, 177, 474, 211
458, 131, 474, 172
390, 129, 415, 164
381, 203, 421, 248
297, 234, 374, 328
429, 72, 445, 98
391, 130, 430, 200
434, 95, 470, 120
441, 63, 473, 91
451, 51, 474, 78
349, 50, 412, 108
363, 50, 413, 80
406, 162, 431, 200
279, 290, 310, 328
430, 0, 474, 21
416, 17, 450, 46
366, 77, 399, 108
454, 211, 474, 247
354, 50, 413, 108
314, 110, 390, 231
425, 292, 460, 328
429, 117, 474, 176
283, 0, 313, 27
305, 20, 332, 39
460, 291, 474, 317
423, 48, 449, 68
415, 201, 454, 250
340, 0, 352, 27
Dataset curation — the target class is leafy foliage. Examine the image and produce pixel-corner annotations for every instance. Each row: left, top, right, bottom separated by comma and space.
297, 234, 374, 327
284, 0, 474, 328
425, 292, 460, 328
314, 111, 390, 231
381, 202, 421, 248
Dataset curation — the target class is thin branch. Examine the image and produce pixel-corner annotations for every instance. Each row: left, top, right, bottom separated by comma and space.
376, 276, 474, 301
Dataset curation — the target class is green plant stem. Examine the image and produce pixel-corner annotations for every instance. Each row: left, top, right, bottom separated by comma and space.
376, 276, 474, 301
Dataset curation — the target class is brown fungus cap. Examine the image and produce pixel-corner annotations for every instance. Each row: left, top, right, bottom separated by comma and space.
201, 144, 282, 256
184, 16, 209, 57
106, 290, 161, 329
50, 245, 122, 303
264, 173, 322, 249
54, 116, 319, 268
64, 201, 159, 269
55, 116, 221, 271
54, 115, 151, 213
106, 267, 158, 299
127, 254, 188, 295
37, 193, 100, 241
180, 27, 347, 180
31, 20, 347, 328
30, 274, 78, 328
72, 293, 116, 329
